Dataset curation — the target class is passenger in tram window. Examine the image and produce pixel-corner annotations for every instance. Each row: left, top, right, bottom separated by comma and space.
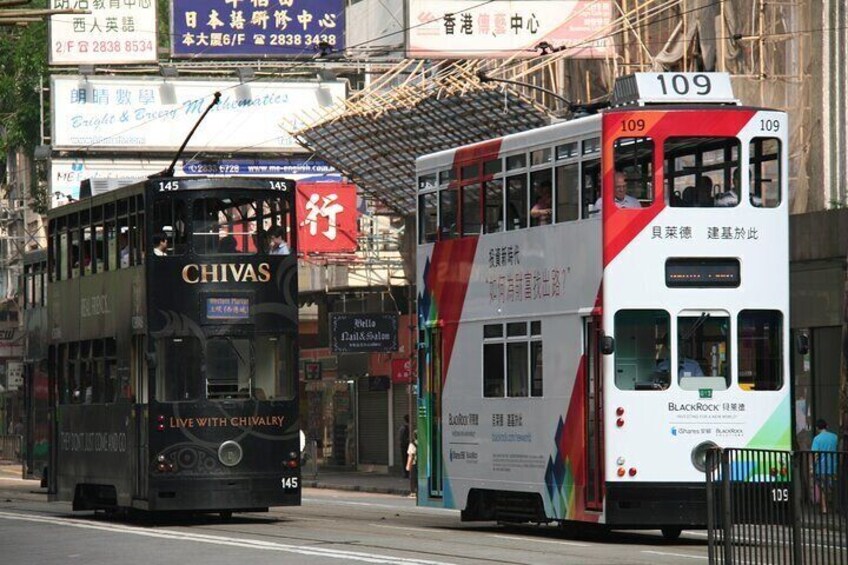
656, 341, 704, 377
529, 182, 553, 226
268, 226, 290, 255
119, 231, 130, 268
715, 168, 740, 207
694, 176, 715, 207
593, 170, 640, 211
152, 232, 168, 256
218, 234, 238, 254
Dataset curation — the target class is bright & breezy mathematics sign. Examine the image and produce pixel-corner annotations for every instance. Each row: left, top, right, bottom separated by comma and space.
49, 0, 158, 65
50, 76, 345, 152
171, 0, 345, 58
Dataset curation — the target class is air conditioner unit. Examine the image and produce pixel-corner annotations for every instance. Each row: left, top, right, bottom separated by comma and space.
11, 199, 24, 210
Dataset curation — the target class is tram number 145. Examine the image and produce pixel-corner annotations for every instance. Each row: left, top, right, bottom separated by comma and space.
282, 477, 299, 491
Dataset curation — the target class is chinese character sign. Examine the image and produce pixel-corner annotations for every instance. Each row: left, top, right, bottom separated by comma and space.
296, 182, 359, 254
407, 0, 613, 59
50, 76, 346, 152
49, 0, 158, 65
172, 0, 345, 58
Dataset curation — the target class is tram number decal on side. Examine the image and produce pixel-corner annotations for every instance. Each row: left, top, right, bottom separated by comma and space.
759, 119, 781, 133
281, 477, 299, 491
656, 73, 712, 96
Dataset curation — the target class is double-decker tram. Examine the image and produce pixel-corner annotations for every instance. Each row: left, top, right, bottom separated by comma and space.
415, 73, 790, 537
47, 176, 301, 515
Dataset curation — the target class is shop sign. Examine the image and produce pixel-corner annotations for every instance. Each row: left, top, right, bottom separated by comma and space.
50, 76, 345, 152
406, 0, 613, 59
304, 361, 322, 381
49, 0, 158, 65
171, 0, 345, 58
391, 359, 413, 384
330, 313, 398, 353
297, 182, 359, 254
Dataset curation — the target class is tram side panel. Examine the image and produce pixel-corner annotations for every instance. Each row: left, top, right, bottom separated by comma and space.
50, 267, 143, 508
418, 219, 602, 522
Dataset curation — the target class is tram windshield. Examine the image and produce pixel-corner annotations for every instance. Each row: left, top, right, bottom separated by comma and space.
155, 335, 296, 402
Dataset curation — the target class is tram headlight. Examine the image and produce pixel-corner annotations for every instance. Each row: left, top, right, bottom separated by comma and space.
691, 441, 719, 473
218, 441, 243, 467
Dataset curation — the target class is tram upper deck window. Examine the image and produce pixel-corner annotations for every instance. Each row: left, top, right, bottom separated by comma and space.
665, 137, 740, 208
614, 310, 670, 391
192, 196, 276, 255
152, 199, 187, 255
418, 192, 437, 243
438, 188, 458, 239
483, 178, 504, 233
612, 137, 654, 208
738, 310, 783, 390
749, 138, 781, 208
677, 312, 730, 391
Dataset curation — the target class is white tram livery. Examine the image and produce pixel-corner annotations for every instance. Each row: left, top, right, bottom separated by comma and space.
415, 73, 790, 536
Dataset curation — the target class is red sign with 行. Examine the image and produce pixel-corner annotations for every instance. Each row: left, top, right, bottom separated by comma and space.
296, 182, 359, 254
391, 359, 413, 384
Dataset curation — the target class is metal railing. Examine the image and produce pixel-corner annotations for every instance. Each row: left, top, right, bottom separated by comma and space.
707, 447, 847, 564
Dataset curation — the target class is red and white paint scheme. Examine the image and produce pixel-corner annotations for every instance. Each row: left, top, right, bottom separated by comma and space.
415, 73, 791, 536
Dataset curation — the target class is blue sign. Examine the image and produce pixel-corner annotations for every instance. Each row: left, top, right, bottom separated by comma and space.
181, 158, 341, 180
206, 297, 250, 320
172, 0, 345, 58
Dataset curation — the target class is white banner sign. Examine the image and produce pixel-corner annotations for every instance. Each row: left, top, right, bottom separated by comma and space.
407, 0, 613, 59
5, 361, 23, 392
49, 0, 158, 65
51, 76, 345, 152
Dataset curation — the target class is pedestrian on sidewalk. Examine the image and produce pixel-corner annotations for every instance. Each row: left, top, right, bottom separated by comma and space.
406, 430, 417, 498
399, 415, 410, 478
811, 418, 838, 514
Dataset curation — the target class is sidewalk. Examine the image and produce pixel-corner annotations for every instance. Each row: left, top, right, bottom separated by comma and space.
0, 461, 411, 496
302, 468, 412, 496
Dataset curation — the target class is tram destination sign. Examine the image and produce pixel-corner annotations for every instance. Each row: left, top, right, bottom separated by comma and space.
330, 313, 399, 353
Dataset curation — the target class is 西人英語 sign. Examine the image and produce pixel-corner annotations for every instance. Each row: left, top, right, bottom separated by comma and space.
49, 0, 158, 65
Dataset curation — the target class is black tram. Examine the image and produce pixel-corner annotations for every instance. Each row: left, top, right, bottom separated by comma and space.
47, 176, 301, 514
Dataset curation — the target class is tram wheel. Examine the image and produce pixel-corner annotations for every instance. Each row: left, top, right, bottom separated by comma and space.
219, 511, 233, 520
661, 527, 682, 541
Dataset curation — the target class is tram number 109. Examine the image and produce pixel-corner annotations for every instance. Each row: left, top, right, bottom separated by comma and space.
656, 73, 713, 96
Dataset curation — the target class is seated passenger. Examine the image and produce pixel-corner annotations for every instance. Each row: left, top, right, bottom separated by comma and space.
715, 168, 740, 207
695, 176, 715, 207
218, 235, 238, 254
152, 232, 168, 256
656, 343, 704, 377
529, 182, 553, 226
593, 170, 640, 211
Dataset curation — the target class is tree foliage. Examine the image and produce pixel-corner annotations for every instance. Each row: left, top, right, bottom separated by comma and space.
0, 18, 47, 155
0, 10, 49, 211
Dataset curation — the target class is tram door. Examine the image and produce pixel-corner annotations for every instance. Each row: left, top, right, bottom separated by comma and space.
425, 328, 443, 497
584, 318, 604, 510
132, 336, 148, 499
